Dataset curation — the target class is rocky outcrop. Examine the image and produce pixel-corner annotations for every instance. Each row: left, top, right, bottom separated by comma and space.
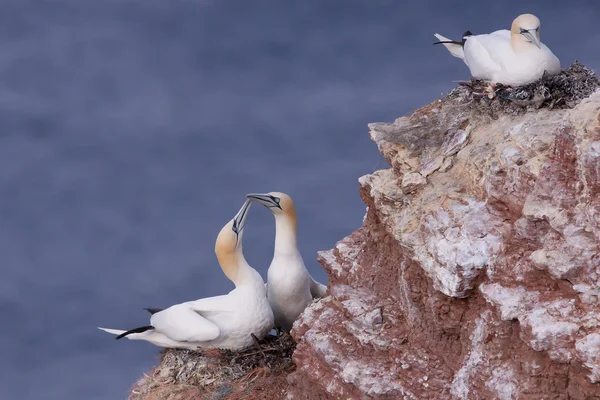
289, 69, 600, 399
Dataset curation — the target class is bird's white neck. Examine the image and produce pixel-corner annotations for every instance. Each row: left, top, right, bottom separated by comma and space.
234, 259, 262, 288
274, 214, 299, 256
219, 243, 261, 288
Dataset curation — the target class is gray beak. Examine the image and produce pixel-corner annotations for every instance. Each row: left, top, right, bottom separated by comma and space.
232, 199, 252, 238
521, 30, 541, 48
246, 193, 282, 210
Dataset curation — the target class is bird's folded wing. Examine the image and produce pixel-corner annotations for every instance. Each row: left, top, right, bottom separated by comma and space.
185, 294, 235, 314
464, 36, 503, 76
150, 303, 220, 342
309, 276, 328, 298
489, 29, 510, 39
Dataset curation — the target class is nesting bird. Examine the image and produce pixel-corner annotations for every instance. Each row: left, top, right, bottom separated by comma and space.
434, 14, 561, 86
98, 199, 274, 350
246, 192, 328, 333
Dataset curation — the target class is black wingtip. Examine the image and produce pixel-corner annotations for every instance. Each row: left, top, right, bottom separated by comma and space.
115, 325, 154, 340
433, 30, 473, 47
433, 40, 462, 46
434, 31, 473, 47
144, 308, 163, 315
461, 31, 473, 46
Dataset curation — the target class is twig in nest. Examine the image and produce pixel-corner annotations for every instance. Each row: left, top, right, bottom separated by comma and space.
239, 367, 268, 383
250, 333, 266, 359
237, 348, 278, 358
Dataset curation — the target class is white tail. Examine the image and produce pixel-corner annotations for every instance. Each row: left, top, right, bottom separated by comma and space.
98, 327, 126, 336
434, 33, 465, 59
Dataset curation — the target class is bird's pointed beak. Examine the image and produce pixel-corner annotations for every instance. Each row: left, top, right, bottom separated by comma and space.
246, 193, 282, 210
522, 30, 541, 48
232, 199, 252, 238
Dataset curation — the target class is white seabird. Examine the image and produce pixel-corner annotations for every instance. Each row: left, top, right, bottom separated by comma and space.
434, 14, 561, 86
98, 199, 274, 350
246, 192, 327, 333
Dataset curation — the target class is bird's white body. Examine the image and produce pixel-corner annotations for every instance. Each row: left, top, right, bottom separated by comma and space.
99, 201, 274, 350
267, 239, 326, 333
435, 14, 561, 86
267, 252, 312, 333
247, 192, 327, 333
101, 270, 272, 350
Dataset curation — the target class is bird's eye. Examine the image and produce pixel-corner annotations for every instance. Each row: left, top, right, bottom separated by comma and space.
520, 28, 527, 34
232, 224, 238, 234
271, 196, 281, 205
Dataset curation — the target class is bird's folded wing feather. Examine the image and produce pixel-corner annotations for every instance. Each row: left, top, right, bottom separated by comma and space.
464, 35, 503, 76
184, 294, 235, 314
309, 276, 328, 298
489, 29, 510, 39
150, 303, 220, 342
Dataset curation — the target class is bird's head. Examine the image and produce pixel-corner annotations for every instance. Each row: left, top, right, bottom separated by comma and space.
245, 192, 296, 218
511, 14, 541, 48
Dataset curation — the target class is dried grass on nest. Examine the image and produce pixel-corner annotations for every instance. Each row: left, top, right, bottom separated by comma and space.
447, 61, 599, 116
129, 334, 296, 400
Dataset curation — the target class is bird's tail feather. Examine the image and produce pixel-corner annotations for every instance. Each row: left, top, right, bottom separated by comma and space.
433, 33, 465, 59
98, 327, 126, 336
98, 325, 154, 340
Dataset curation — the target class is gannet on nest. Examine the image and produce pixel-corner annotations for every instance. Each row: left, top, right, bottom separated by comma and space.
98, 199, 274, 350
434, 14, 561, 87
246, 192, 328, 334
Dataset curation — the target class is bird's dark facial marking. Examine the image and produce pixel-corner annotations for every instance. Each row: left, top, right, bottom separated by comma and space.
520, 27, 539, 34
269, 196, 282, 209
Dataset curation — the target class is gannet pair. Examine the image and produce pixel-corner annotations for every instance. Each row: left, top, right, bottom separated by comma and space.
98, 200, 274, 350
247, 192, 327, 333
435, 14, 561, 86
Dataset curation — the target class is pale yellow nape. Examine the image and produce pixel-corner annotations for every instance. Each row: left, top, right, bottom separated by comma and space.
214, 220, 240, 283
268, 191, 298, 233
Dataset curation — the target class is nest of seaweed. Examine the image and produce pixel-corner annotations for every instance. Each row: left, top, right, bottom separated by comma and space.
448, 61, 599, 116
129, 334, 296, 400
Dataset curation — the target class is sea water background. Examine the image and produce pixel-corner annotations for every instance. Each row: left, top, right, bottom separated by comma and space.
0, 1, 598, 399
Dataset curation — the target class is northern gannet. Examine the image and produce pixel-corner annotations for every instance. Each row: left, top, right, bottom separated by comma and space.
434, 14, 561, 86
246, 192, 327, 333
98, 200, 274, 350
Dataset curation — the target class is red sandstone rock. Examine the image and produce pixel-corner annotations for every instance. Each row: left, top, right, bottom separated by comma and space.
288, 90, 600, 399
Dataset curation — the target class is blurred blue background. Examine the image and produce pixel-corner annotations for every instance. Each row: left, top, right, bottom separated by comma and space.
0, 1, 598, 399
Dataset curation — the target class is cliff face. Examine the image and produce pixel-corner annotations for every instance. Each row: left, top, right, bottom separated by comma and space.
289, 76, 600, 398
